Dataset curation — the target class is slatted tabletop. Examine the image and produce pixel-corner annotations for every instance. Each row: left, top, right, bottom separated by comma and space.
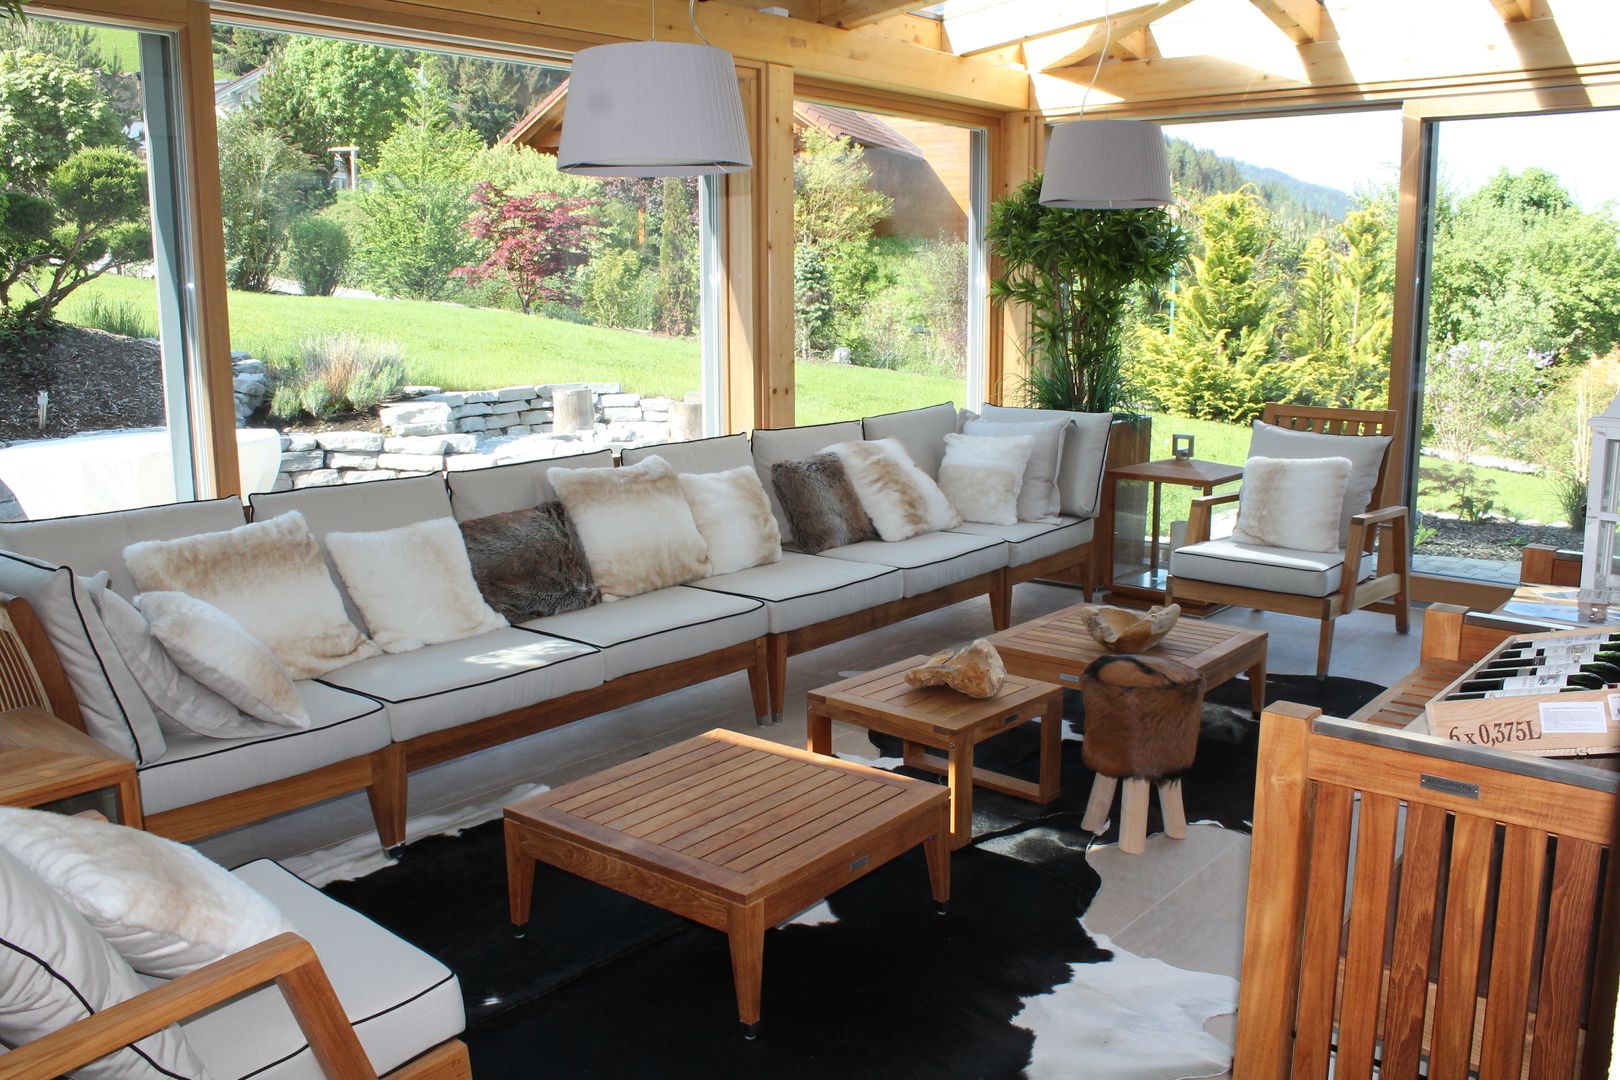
808, 657, 1061, 737
506, 729, 943, 903
1346, 659, 1472, 731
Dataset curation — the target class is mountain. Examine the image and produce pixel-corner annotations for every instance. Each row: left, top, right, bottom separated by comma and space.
1166, 136, 1353, 229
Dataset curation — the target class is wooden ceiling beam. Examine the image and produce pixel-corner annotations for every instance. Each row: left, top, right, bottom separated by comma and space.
1110, 27, 1160, 60
1248, 0, 1326, 43
1024, 0, 1196, 73
816, 0, 923, 30
1489, 0, 1534, 21
945, 0, 1155, 57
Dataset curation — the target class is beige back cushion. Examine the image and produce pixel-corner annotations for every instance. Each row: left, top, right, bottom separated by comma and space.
861, 403, 957, 479
750, 421, 864, 544
446, 450, 614, 522
974, 405, 1114, 518
621, 434, 752, 475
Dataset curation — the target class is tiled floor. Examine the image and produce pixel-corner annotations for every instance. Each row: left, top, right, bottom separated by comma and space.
194, 583, 1424, 1073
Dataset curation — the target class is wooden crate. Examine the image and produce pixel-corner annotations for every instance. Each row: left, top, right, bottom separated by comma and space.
1424, 626, 1620, 757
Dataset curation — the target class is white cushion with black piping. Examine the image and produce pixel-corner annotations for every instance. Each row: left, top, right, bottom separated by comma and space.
815, 531, 1007, 598
972, 405, 1114, 519
522, 586, 766, 681
178, 859, 464, 1080
317, 628, 603, 743
861, 403, 957, 479
621, 433, 752, 475
444, 449, 614, 522
135, 681, 391, 816
749, 420, 864, 545
1170, 537, 1369, 599
689, 551, 904, 634
950, 516, 1095, 568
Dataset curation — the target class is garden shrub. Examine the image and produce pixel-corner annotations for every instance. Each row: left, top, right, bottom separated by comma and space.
581, 247, 655, 329
1420, 464, 1499, 523
270, 334, 405, 421
285, 215, 350, 297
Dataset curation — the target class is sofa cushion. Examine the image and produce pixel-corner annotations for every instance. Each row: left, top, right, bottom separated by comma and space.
817, 531, 1007, 597
1232, 455, 1351, 553
138, 590, 310, 729
621, 433, 752, 474
459, 504, 600, 622
549, 456, 710, 601
679, 466, 782, 576
181, 860, 464, 1080
771, 454, 878, 555
317, 629, 603, 743
691, 552, 904, 634
861, 403, 957, 478
826, 438, 960, 541
750, 420, 864, 544
975, 405, 1113, 518
951, 516, 1095, 568
0, 550, 164, 764
937, 432, 1034, 525
1247, 420, 1392, 545
135, 680, 387, 816
523, 586, 766, 681
445, 449, 614, 522
0, 496, 247, 600
1171, 537, 1354, 598
961, 416, 1068, 521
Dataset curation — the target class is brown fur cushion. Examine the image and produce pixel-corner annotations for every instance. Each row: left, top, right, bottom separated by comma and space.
1078, 654, 1204, 781
771, 454, 878, 555
457, 503, 600, 622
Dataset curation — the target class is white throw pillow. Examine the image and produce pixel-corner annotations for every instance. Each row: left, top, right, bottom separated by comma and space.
0, 808, 292, 979
0, 847, 208, 1079
937, 432, 1035, 526
975, 404, 1114, 517
325, 517, 508, 654
86, 575, 285, 740
679, 466, 783, 577
1247, 420, 1392, 545
124, 511, 378, 679
960, 417, 1069, 521
137, 591, 309, 728
549, 455, 711, 600
825, 438, 961, 541
1232, 456, 1352, 553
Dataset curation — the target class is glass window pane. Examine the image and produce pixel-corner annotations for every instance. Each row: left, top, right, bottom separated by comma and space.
1415, 109, 1620, 585
0, 17, 201, 520
792, 101, 983, 424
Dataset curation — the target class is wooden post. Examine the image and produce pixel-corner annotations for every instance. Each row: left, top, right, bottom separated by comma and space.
551, 387, 596, 434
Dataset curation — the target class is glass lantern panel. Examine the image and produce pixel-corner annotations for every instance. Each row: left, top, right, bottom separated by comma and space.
1603, 439, 1620, 515
1600, 518, 1620, 588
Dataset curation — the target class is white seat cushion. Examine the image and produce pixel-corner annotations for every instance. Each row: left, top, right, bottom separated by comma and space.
137, 681, 391, 816
1170, 538, 1349, 598
181, 860, 464, 1080
690, 551, 905, 633
951, 516, 1095, 568
523, 587, 767, 681
318, 628, 603, 742
816, 531, 1007, 597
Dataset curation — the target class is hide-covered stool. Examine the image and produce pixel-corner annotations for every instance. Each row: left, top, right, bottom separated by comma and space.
1078, 654, 1204, 854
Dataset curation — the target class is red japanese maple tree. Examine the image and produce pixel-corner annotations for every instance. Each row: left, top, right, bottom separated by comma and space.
453, 182, 597, 314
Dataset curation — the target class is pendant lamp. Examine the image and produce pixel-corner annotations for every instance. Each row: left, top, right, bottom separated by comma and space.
558, 1, 751, 177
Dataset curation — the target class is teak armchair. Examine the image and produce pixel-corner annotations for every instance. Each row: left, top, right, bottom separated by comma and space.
1166, 404, 1411, 678
0, 934, 470, 1080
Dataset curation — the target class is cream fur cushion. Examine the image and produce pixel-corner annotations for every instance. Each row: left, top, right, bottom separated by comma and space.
325, 517, 507, 653
138, 590, 309, 728
825, 438, 961, 541
960, 416, 1069, 522
124, 511, 378, 679
0, 807, 292, 978
1232, 455, 1352, 553
549, 455, 710, 600
680, 466, 782, 576
937, 432, 1035, 525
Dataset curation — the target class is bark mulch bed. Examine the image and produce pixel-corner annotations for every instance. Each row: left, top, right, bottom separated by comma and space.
1415, 512, 1581, 561
0, 325, 165, 442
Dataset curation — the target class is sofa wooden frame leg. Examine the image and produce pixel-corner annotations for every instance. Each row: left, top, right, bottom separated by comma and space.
367, 743, 407, 852
990, 569, 1012, 632
745, 638, 771, 725
766, 634, 789, 725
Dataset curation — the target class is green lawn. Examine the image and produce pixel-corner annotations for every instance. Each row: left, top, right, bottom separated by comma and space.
86, 26, 140, 74
60, 276, 964, 425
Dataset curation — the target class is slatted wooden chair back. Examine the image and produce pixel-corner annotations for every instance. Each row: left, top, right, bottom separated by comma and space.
1260, 403, 1400, 516
1235, 702, 1619, 1080
0, 595, 83, 731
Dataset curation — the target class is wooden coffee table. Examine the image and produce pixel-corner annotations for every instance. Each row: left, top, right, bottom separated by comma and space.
988, 604, 1268, 716
807, 658, 1064, 849
504, 729, 949, 1037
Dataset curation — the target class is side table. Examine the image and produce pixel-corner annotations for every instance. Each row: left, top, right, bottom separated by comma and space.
0, 706, 143, 826
1103, 457, 1242, 610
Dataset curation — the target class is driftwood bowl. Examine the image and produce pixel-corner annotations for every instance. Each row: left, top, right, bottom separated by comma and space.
1082, 603, 1181, 653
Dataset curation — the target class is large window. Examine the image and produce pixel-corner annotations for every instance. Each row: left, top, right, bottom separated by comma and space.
791, 100, 987, 424
1411, 108, 1620, 585
0, 16, 205, 520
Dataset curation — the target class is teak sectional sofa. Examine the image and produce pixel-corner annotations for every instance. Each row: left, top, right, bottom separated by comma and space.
0, 402, 1111, 851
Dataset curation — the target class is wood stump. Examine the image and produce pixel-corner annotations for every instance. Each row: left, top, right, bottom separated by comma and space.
552, 386, 596, 434
669, 401, 703, 441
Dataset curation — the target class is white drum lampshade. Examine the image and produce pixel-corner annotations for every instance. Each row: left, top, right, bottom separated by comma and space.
1039, 119, 1172, 210
558, 41, 752, 177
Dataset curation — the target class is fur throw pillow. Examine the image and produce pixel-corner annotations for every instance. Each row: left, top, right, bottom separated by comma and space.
548, 455, 710, 600
136, 591, 309, 728
459, 503, 601, 621
124, 511, 377, 679
937, 432, 1035, 525
679, 466, 782, 577
325, 517, 508, 653
772, 454, 878, 555
1232, 455, 1352, 553
825, 438, 960, 541
960, 416, 1069, 522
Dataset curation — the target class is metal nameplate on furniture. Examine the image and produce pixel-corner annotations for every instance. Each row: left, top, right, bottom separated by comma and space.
1419, 774, 1480, 799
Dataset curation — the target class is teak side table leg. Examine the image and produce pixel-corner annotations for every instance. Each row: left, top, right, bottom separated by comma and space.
114, 773, 144, 830
505, 821, 535, 934
947, 740, 975, 849
806, 707, 833, 756
1247, 653, 1267, 717
924, 801, 951, 914
1036, 694, 1063, 803
727, 901, 766, 1038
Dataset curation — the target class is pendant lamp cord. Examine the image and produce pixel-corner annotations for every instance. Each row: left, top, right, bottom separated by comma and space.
1079, 0, 1112, 117
689, 0, 714, 46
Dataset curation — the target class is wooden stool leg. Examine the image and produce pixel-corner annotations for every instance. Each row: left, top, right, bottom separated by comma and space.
1082, 774, 1118, 833
1120, 779, 1150, 855
1157, 780, 1187, 840
727, 901, 766, 1038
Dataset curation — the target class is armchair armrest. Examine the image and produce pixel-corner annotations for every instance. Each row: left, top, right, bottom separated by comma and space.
1185, 491, 1242, 546
0, 933, 376, 1080
1349, 505, 1409, 528
1343, 505, 1410, 604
